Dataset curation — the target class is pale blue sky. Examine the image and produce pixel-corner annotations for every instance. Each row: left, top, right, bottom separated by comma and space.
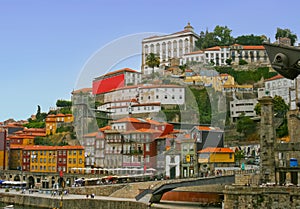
1, 0, 300, 121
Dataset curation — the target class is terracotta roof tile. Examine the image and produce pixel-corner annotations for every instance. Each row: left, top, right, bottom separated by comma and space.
72, 88, 92, 94
198, 147, 234, 153
265, 74, 283, 81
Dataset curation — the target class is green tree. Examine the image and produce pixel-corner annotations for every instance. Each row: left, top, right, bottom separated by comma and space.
275, 28, 298, 46
235, 34, 265, 45
56, 100, 72, 107
236, 113, 256, 137
254, 95, 288, 117
35, 105, 47, 122
213, 25, 234, 46
225, 58, 232, 65
195, 25, 234, 49
146, 53, 160, 77
239, 59, 248, 65
235, 150, 245, 166
254, 95, 289, 137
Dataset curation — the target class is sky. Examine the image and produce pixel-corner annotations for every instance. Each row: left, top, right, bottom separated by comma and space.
1, 0, 300, 121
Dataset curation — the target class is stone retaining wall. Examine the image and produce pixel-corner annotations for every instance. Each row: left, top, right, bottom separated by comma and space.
224, 185, 300, 209
0, 192, 163, 209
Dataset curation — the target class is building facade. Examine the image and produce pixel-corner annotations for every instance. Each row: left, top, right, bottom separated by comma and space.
263, 74, 295, 105
141, 23, 199, 74
230, 98, 258, 121
98, 84, 185, 117
203, 46, 230, 66
93, 68, 142, 95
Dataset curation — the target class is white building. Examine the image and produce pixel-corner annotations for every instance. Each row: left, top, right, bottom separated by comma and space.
181, 50, 205, 65
165, 150, 181, 179
141, 23, 199, 75
264, 74, 295, 105
229, 44, 269, 64
203, 46, 230, 66
230, 98, 258, 122
98, 84, 185, 117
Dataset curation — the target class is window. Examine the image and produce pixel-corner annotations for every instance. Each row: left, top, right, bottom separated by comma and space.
170, 156, 175, 163
146, 144, 150, 152
165, 95, 168, 99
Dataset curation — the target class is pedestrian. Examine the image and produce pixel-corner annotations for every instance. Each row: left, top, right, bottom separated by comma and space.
86, 194, 89, 198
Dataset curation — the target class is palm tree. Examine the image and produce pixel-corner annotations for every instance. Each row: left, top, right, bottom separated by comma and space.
146, 53, 160, 78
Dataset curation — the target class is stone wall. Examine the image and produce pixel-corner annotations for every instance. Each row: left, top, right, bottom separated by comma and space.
68, 184, 126, 196
234, 173, 260, 186
224, 185, 300, 209
0, 192, 164, 209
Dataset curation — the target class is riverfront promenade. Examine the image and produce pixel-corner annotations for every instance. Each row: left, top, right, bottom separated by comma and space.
0, 188, 209, 209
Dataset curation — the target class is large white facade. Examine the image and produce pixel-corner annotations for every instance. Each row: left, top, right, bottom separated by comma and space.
204, 46, 230, 66
142, 23, 199, 75
98, 84, 185, 117
230, 44, 269, 64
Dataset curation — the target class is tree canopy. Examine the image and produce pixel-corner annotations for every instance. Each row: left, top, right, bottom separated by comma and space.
195, 25, 234, 49
236, 113, 257, 136
275, 27, 298, 46
145, 53, 160, 78
254, 95, 289, 117
235, 34, 265, 45
56, 100, 72, 108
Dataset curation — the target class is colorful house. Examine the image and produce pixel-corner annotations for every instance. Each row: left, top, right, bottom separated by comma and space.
10, 145, 84, 173
197, 147, 235, 176
45, 114, 74, 135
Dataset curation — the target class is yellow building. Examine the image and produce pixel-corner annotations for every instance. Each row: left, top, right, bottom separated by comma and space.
18, 145, 84, 173
66, 146, 85, 173
9, 145, 24, 170
45, 114, 74, 135
185, 73, 235, 91
198, 147, 235, 164
45, 115, 57, 135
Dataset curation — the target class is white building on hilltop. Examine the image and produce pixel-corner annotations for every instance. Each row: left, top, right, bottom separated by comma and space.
98, 84, 185, 117
141, 23, 199, 75
203, 46, 230, 66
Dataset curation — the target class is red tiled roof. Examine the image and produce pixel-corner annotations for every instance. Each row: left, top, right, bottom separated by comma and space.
194, 126, 217, 131
203, 46, 228, 51
10, 144, 26, 149
99, 126, 111, 131
124, 128, 162, 134
23, 145, 84, 151
198, 147, 234, 153
100, 68, 140, 78
105, 84, 184, 93
184, 50, 204, 55
113, 117, 145, 123
265, 74, 283, 81
242, 45, 265, 50
84, 132, 98, 137
72, 88, 92, 94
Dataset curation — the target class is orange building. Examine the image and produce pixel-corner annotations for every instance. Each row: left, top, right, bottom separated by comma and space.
45, 114, 74, 135
8, 128, 46, 145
